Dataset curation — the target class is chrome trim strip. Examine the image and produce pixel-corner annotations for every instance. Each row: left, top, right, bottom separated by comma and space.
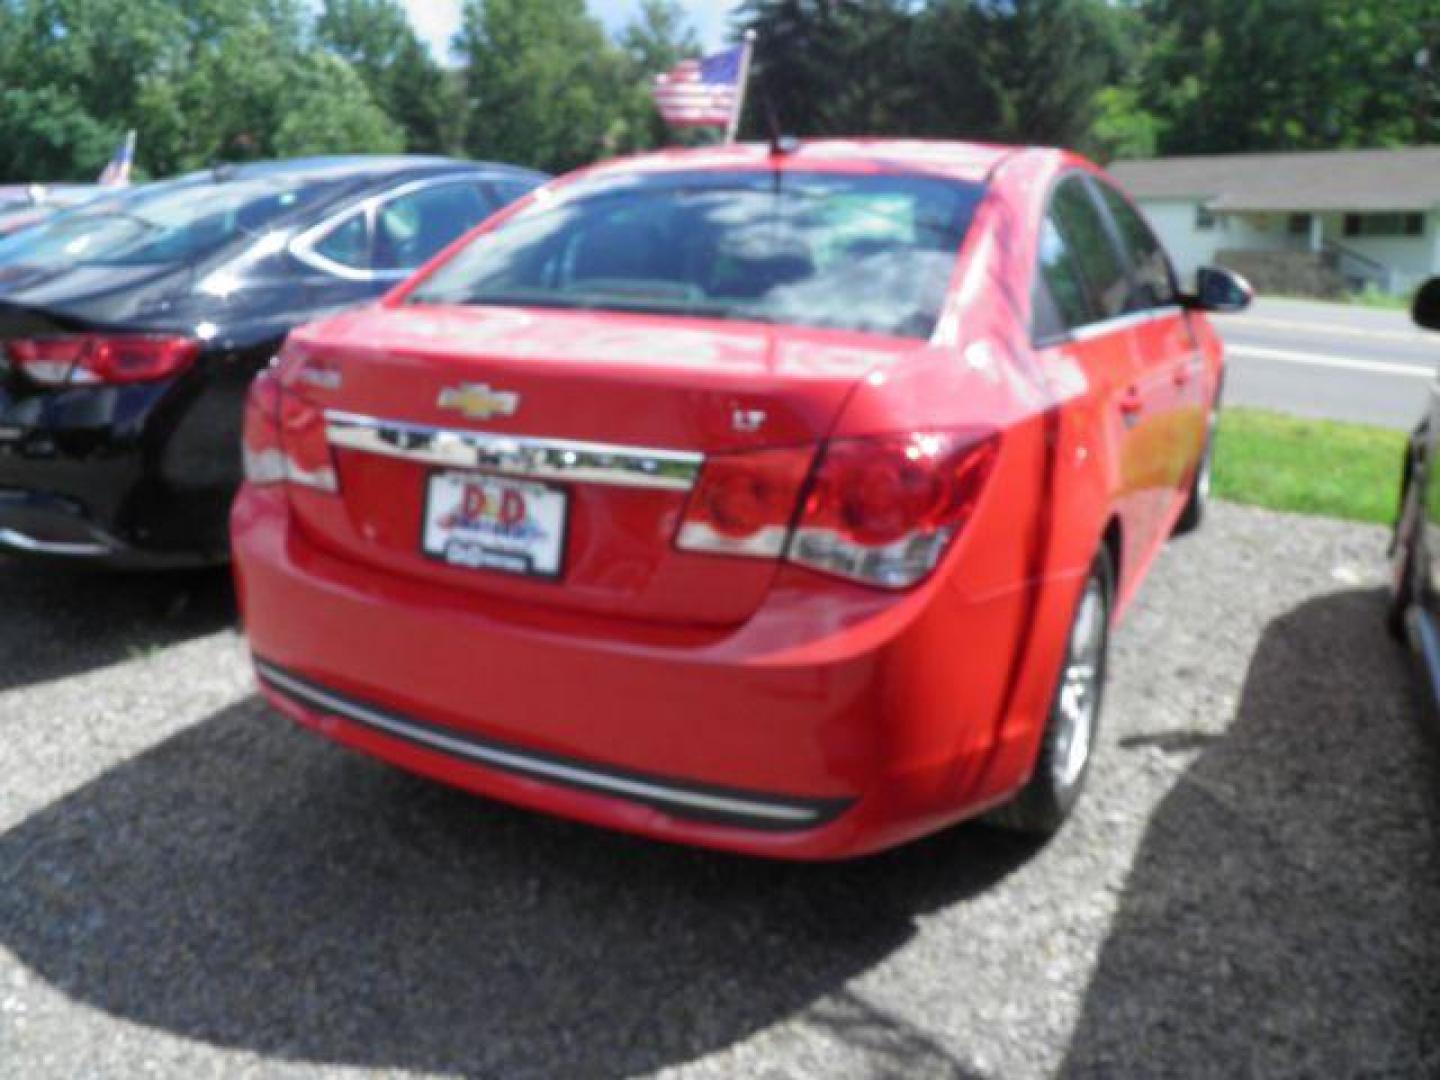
290, 174, 516, 284
0, 527, 111, 557
325, 411, 704, 492
1069, 304, 1184, 344
256, 660, 840, 827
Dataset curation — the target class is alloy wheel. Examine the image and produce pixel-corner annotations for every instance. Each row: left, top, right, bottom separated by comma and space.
1052, 576, 1106, 790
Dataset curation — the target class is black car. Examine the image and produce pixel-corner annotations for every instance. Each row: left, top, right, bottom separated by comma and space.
0, 156, 545, 567
1388, 276, 1440, 720
0, 184, 104, 239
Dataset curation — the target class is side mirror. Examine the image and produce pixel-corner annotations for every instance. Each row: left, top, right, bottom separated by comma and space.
1413, 278, 1440, 331
1184, 265, 1253, 314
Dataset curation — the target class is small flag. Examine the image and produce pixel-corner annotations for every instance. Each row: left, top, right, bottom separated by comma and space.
652, 41, 752, 134
98, 130, 137, 187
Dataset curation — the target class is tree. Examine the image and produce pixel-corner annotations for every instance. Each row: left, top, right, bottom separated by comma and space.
0, 0, 409, 181
735, 0, 926, 138
1090, 85, 1161, 161
619, 0, 703, 148
456, 0, 640, 172
620, 0, 700, 75
1137, 0, 1435, 154
0, 86, 120, 181
968, 0, 1135, 150
273, 52, 405, 157
316, 0, 458, 153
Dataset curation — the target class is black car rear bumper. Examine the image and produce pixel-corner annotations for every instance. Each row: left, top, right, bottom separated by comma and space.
0, 488, 224, 569
0, 357, 260, 567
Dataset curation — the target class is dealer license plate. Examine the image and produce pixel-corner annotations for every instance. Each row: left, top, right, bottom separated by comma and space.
422, 471, 567, 578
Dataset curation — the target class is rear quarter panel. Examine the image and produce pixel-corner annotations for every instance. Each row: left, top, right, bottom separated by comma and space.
823, 149, 1119, 808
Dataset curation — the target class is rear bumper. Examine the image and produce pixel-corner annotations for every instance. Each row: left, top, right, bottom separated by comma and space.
0, 358, 254, 564
0, 488, 221, 568
256, 658, 853, 831
232, 485, 1049, 859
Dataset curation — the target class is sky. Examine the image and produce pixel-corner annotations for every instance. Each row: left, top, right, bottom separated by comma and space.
397, 0, 741, 63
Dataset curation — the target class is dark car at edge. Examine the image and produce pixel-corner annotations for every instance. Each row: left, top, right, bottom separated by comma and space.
1388, 276, 1440, 732
0, 155, 545, 567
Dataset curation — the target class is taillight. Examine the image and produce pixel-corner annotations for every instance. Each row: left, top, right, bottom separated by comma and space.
242, 370, 285, 485
791, 431, 999, 589
676, 446, 813, 557
5, 338, 88, 384
675, 429, 999, 590
241, 369, 337, 493
5, 335, 199, 385
278, 393, 338, 491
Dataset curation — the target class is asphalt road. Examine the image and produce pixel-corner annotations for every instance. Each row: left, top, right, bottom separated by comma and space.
1, 503, 1437, 1078
1215, 296, 1438, 429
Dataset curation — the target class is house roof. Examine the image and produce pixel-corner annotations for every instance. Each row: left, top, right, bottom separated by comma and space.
1109, 148, 1440, 212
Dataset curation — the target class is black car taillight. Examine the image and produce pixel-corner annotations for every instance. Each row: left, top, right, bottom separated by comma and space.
4, 334, 200, 385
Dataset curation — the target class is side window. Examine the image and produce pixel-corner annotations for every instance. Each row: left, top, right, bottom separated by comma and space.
1034, 213, 1095, 342
1051, 176, 1129, 321
374, 183, 496, 272
311, 212, 370, 270
1093, 181, 1178, 311
490, 178, 540, 207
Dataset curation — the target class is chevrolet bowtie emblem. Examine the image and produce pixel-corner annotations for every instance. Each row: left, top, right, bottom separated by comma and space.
437, 383, 520, 420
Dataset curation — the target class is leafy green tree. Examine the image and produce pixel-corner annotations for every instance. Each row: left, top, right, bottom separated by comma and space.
908, 0, 1004, 138
1090, 85, 1161, 161
0, 86, 120, 181
456, 0, 640, 171
274, 52, 405, 156
316, 0, 458, 153
1138, 0, 1436, 153
0, 0, 408, 181
619, 0, 703, 148
969, 0, 1135, 149
735, 0, 926, 138
620, 0, 700, 75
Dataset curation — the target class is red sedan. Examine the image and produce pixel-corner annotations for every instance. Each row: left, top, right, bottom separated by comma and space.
232, 140, 1250, 860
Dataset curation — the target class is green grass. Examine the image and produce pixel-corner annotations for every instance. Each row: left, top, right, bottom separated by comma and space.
1213, 407, 1407, 525
1348, 285, 1413, 311
1262, 287, 1412, 311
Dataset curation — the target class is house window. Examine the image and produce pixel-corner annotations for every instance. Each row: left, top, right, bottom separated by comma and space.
1195, 205, 1216, 232
1343, 212, 1425, 238
1288, 213, 1312, 236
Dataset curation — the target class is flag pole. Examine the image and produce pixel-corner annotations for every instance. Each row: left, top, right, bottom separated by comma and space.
725, 31, 757, 145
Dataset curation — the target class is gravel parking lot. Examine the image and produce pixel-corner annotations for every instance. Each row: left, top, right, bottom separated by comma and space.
1, 502, 1437, 1078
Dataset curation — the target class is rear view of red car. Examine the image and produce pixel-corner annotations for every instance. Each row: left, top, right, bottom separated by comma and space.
232, 140, 1246, 859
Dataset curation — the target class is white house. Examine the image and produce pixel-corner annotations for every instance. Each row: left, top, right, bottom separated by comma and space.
1109, 148, 1440, 297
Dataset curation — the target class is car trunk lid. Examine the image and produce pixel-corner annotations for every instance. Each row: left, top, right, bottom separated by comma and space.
279, 302, 914, 625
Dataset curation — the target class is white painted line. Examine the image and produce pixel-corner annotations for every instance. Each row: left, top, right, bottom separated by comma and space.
1227, 344, 1434, 380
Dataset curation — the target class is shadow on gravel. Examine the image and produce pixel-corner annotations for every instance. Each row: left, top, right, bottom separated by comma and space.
1062, 588, 1440, 1076
0, 558, 234, 691
0, 696, 1021, 1078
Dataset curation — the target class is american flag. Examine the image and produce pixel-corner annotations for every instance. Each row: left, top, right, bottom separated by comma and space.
652, 44, 748, 129
98, 130, 136, 187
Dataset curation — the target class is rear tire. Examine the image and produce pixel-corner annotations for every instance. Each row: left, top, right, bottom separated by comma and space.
989, 548, 1113, 836
1173, 424, 1214, 537
1389, 478, 1421, 642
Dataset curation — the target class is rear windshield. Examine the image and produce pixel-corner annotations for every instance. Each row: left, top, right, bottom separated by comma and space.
0, 177, 340, 268
408, 170, 985, 339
